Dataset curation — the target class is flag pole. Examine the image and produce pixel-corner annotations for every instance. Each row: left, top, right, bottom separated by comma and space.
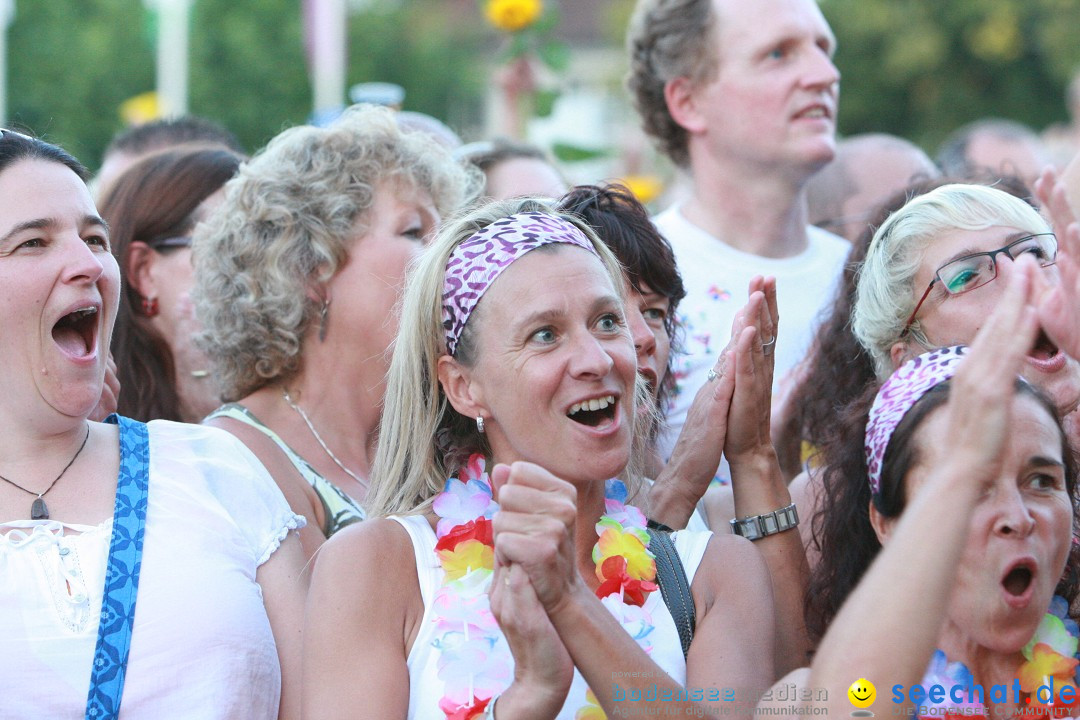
308, 0, 347, 119
0, 0, 13, 125
155, 0, 192, 117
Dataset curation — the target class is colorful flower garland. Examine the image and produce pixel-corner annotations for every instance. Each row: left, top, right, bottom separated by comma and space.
919, 596, 1080, 720
430, 456, 659, 719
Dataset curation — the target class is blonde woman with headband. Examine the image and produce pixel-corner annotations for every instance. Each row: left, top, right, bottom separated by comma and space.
303, 199, 775, 718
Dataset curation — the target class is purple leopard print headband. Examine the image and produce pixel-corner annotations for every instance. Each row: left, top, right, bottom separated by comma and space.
441, 211, 599, 356
864, 345, 968, 497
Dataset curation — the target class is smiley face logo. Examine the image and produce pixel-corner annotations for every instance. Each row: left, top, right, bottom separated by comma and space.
848, 678, 876, 709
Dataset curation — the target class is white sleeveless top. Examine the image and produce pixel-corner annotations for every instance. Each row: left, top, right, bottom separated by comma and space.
392, 514, 712, 719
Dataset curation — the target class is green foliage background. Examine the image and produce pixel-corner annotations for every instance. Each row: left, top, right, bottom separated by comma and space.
820, 0, 1080, 150
6, 0, 487, 170
5, 0, 1080, 169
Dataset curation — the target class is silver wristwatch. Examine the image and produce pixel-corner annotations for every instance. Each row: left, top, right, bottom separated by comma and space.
730, 503, 799, 541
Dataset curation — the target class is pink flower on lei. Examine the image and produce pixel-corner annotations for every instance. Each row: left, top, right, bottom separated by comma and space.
600, 593, 654, 653
436, 635, 513, 706
434, 460, 496, 537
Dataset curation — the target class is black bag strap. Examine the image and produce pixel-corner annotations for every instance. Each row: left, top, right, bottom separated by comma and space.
647, 528, 696, 659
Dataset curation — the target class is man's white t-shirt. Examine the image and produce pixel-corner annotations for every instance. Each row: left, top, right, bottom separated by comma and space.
654, 205, 850, 481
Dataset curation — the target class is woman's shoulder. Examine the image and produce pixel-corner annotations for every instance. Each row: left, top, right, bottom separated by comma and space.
144, 418, 305, 559
321, 515, 405, 555
145, 418, 285, 488
310, 517, 426, 620
147, 417, 252, 452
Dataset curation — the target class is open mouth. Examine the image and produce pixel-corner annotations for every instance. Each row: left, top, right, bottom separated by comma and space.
52, 306, 98, 358
795, 105, 831, 120
1026, 328, 1066, 372
1001, 560, 1035, 599
567, 395, 617, 427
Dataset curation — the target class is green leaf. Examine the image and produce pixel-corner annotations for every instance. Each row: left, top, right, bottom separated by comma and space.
538, 41, 570, 71
533, 88, 560, 117
551, 141, 610, 163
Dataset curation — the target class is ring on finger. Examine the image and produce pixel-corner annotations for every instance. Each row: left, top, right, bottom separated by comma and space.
707, 368, 720, 382
761, 336, 776, 356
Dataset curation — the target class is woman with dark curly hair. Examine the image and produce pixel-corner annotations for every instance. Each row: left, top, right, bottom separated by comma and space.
759, 268, 1080, 717
559, 183, 813, 675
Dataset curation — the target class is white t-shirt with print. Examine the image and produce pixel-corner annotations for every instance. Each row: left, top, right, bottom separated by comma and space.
654, 205, 850, 481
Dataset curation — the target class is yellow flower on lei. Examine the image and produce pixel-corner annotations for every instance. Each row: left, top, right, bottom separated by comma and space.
576, 688, 606, 720
594, 527, 655, 582
437, 539, 494, 581
484, 0, 543, 33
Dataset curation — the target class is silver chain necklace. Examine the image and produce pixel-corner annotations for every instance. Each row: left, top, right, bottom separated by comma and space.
281, 388, 368, 489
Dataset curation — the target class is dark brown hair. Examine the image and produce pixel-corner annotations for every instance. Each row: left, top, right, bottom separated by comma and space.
0, 129, 87, 180
805, 378, 1080, 645
100, 145, 243, 421
558, 183, 687, 407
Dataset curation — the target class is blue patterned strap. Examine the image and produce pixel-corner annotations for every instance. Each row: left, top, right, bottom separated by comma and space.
85, 415, 150, 720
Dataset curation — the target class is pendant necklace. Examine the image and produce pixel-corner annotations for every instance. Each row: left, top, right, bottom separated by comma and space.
0, 425, 91, 520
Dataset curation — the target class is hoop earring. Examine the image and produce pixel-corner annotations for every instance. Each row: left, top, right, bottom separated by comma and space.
140, 295, 159, 317
318, 298, 330, 342
476, 416, 486, 434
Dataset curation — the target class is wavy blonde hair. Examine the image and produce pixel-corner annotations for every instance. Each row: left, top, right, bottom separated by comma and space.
366, 198, 646, 517
193, 105, 480, 401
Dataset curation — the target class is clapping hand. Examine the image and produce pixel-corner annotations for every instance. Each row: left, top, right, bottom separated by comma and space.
487, 463, 576, 712
1033, 168, 1080, 361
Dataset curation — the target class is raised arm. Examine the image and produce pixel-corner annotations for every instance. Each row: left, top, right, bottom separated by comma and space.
648, 276, 775, 529
1033, 166, 1080, 361
719, 277, 811, 675
797, 258, 1040, 716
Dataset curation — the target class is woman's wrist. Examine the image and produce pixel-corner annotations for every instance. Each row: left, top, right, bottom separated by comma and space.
495, 677, 567, 719
646, 468, 702, 529
727, 444, 779, 475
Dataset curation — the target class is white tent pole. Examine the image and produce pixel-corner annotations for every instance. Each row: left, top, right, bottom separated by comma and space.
0, 0, 13, 125
154, 0, 192, 117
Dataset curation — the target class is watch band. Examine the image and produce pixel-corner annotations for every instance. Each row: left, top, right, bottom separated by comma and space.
730, 502, 799, 541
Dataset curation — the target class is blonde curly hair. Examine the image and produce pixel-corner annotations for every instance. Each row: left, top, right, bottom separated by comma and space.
193, 105, 480, 401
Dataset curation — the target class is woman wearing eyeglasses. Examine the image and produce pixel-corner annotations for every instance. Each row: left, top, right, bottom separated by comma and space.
851, 183, 1080, 422
99, 144, 243, 422
803, 183, 1080, 645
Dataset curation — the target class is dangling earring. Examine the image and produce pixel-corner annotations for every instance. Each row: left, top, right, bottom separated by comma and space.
140, 295, 159, 317
318, 298, 330, 342
476, 416, 486, 434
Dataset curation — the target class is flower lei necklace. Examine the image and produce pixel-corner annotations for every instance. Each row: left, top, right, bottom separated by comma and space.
919, 596, 1080, 720
430, 455, 658, 719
